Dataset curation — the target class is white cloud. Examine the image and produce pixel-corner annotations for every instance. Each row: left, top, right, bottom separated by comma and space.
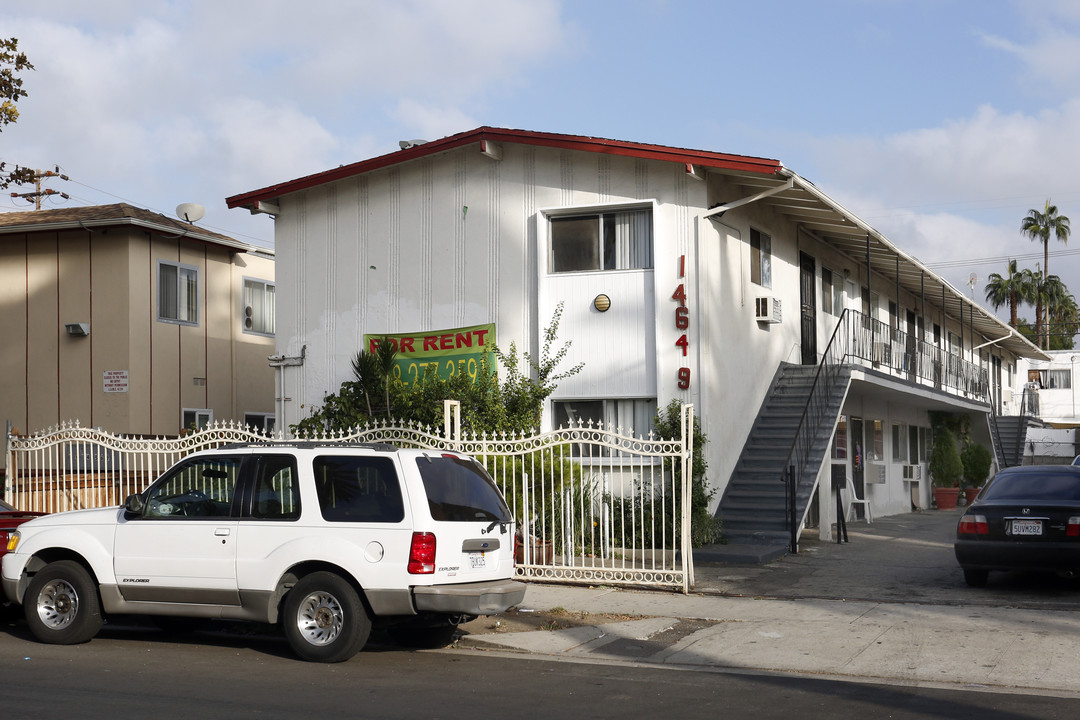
390, 100, 480, 144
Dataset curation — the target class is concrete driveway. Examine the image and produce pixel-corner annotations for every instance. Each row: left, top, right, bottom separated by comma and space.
694, 508, 1080, 608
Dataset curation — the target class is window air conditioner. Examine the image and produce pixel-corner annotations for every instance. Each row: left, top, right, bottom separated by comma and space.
865, 462, 887, 484
902, 464, 919, 480
754, 296, 781, 324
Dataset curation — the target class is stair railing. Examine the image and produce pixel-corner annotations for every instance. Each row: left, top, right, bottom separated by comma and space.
781, 309, 853, 553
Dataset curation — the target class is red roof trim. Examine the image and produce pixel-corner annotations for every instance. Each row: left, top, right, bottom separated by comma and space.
226, 127, 783, 209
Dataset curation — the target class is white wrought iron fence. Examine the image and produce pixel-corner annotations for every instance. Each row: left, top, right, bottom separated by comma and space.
5, 402, 695, 592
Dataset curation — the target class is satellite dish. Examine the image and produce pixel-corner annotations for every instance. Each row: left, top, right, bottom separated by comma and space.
176, 203, 206, 223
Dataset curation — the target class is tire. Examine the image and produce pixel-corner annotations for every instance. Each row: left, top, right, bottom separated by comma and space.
283, 572, 371, 663
24, 560, 103, 645
963, 568, 989, 588
389, 621, 459, 649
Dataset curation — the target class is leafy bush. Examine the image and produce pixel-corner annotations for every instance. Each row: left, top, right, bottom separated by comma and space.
929, 428, 963, 488
960, 443, 993, 489
608, 400, 720, 549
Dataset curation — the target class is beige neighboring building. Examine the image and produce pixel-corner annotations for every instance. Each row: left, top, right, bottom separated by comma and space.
0, 204, 276, 443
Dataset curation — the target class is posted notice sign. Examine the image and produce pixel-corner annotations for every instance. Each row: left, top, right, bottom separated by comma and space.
364, 323, 496, 387
103, 370, 129, 393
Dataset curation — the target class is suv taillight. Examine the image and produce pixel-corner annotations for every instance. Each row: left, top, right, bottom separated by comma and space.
958, 514, 989, 535
1068, 517, 1080, 537
408, 532, 436, 574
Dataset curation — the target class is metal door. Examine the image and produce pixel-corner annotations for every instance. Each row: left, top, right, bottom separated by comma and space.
800, 252, 817, 365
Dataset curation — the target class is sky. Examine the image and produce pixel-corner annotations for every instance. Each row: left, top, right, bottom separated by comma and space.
3, 0, 1080, 326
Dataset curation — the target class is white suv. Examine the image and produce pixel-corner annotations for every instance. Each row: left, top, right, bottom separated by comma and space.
2, 442, 524, 662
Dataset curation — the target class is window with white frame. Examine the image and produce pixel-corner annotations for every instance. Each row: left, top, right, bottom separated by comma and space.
159, 260, 199, 325
820, 267, 846, 315
182, 408, 212, 432
1047, 369, 1071, 389
870, 419, 884, 461
245, 412, 276, 433
750, 228, 771, 288
892, 423, 908, 462
920, 427, 932, 462
552, 399, 657, 449
549, 208, 652, 273
822, 268, 835, 315
243, 278, 276, 335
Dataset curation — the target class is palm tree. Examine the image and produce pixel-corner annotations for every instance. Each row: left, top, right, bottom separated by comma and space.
1021, 200, 1070, 346
984, 259, 1035, 327
1021, 200, 1070, 274
1047, 289, 1080, 350
1033, 274, 1070, 349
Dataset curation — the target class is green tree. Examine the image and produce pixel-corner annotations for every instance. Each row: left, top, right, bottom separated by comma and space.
0, 37, 36, 190
928, 428, 963, 488
1021, 200, 1071, 346
1032, 274, 1071, 350
984, 259, 1035, 328
1049, 295, 1080, 350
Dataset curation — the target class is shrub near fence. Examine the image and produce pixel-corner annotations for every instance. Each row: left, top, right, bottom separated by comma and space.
6, 403, 695, 592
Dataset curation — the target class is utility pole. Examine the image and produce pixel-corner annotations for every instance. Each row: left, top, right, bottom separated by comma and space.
9, 167, 70, 209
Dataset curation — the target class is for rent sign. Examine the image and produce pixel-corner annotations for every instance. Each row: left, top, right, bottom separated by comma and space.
364, 323, 496, 387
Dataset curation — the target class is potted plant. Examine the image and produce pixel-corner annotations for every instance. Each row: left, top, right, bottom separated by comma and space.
960, 443, 993, 505
929, 428, 963, 509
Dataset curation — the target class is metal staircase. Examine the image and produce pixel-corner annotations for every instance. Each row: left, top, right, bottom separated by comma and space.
716, 361, 851, 547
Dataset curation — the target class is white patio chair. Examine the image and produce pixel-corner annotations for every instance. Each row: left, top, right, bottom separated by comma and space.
847, 484, 873, 524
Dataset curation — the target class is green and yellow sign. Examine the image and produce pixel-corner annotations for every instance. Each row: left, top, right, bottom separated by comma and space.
364, 323, 496, 387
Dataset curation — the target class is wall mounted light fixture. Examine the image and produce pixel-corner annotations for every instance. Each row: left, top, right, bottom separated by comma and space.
594, 294, 611, 312
65, 323, 90, 337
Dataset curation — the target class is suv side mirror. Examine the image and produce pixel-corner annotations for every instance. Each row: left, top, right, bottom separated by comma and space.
124, 493, 145, 515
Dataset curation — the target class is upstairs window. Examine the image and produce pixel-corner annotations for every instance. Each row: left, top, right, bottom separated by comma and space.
550, 208, 652, 273
1047, 369, 1071, 389
821, 267, 843, 315
159, 260, 199, 325
243, 278, 276, 335
750, 228, 771, 288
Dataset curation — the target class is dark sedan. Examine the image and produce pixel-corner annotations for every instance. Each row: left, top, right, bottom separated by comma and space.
955, 465, 1080, 587
0, 497, 44, 561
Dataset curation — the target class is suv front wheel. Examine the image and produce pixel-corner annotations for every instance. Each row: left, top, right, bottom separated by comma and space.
24, 560, 103, 645
283, 572, 371, 662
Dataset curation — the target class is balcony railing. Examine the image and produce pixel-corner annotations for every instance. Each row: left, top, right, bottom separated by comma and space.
844, 310, 989, 399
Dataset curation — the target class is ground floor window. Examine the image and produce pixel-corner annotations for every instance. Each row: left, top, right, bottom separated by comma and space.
552, 398, 657, 438
832, 416, 848, 459
245, 413, 276, 433
182, 408, 212, 433
869, 420, 884, 461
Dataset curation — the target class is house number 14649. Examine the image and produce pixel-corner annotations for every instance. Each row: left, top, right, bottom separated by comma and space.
672, 254, 690, 389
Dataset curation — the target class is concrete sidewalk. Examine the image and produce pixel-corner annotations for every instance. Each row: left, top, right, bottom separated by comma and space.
457, 510, 1080, 696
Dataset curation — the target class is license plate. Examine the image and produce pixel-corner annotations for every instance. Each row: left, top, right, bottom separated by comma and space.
1010, 519, 1043, 536
469, 552, 486, 569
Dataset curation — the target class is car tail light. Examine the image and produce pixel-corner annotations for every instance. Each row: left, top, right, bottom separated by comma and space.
1068, 517, 1080, 537
408, 532, 436, 574
958, 514, 989, 535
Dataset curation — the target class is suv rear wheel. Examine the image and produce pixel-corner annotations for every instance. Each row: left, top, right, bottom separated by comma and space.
283, 572, 371, 662
24, 560, 103, 645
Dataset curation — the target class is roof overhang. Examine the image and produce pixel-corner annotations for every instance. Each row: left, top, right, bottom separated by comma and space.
226, 126, 784, 212
0, 215, 267, 255
704, 167, 1049, 362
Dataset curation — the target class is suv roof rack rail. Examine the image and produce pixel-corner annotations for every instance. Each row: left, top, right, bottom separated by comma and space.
218, 441, 399, 452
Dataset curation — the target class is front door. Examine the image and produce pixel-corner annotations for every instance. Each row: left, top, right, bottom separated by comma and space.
800, 252, 817, 365
850, 417, 866, 520
906, 309, 917, 380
